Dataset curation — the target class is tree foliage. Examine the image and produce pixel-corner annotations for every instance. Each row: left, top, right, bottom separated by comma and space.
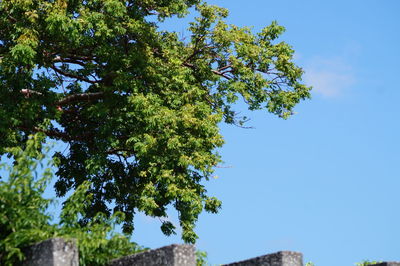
0, 134, 143, 265
0, 0, 311, 242
355, 261, 381, 266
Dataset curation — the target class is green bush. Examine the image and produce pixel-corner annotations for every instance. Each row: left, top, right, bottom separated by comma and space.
0, 134, 144, 265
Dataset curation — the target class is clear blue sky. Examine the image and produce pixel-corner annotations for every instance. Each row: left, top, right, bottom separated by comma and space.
131, 1, 400, 265
4, 1, 398, 265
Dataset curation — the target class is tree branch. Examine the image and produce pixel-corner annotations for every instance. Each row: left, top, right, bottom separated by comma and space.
17, 126, 70, 140
53, 56, 87, 67
182, 62, 232, 80
217, 64, 232, 72
57, 92, 105, 106
50, 65, 99, 84
7, 14, 17, 23
20, 89, 43, 97
18, 125, 92, 142
106, 148, 134, 155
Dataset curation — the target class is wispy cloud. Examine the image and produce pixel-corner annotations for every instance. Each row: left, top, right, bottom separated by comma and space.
303, 57, 356, 98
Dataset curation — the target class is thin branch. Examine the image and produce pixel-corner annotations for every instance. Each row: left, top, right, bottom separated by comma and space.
18, 126, 70, 140
182, 62, 232, 80
217, 64, 232, 72
66, 55, 94, 61
18, 125, 92, 142
233, 123, 254, 129
184, 34, 208, 63
53, 56, 87, 67
7, 15, 17, 23
57, 92, 105, 106
106, 148, 134, 155
211, 69, 231, 79
20, 89, 43, 97
50, 65, 98, 84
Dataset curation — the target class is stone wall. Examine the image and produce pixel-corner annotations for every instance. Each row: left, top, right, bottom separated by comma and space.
109, 244, 195, 266
22, 238, 78, 266
222, 251, 303, 266
22, 238, 400, 266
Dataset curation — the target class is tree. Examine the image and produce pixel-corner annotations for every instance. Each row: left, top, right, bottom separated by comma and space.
0, 0, 311, 243
0, 134, 143, 266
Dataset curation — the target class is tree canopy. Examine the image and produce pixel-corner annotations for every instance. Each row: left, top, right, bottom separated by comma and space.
0, 0, 311, 243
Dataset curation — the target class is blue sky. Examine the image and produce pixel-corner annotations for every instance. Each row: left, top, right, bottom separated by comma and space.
2, 1, 399, 265
131, 1, 400, 265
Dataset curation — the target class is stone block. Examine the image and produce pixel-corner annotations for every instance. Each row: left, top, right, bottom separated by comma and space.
371, 263, 400, 266
222, 251, 303, 266
22, 238, 78, 266
109, 244, 196, 266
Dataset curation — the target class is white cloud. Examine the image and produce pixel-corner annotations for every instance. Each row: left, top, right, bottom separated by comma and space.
303, 57, 356, 98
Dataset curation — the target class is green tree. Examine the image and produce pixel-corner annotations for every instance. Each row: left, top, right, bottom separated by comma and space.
0, 134, 143, 265
0, 0, 311, 243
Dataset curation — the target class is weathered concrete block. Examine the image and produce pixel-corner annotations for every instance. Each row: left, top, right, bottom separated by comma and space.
109, 244, 196, 266
22, 238, 78, 266
222, 251, 303, 266
372, 263, 400, 266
